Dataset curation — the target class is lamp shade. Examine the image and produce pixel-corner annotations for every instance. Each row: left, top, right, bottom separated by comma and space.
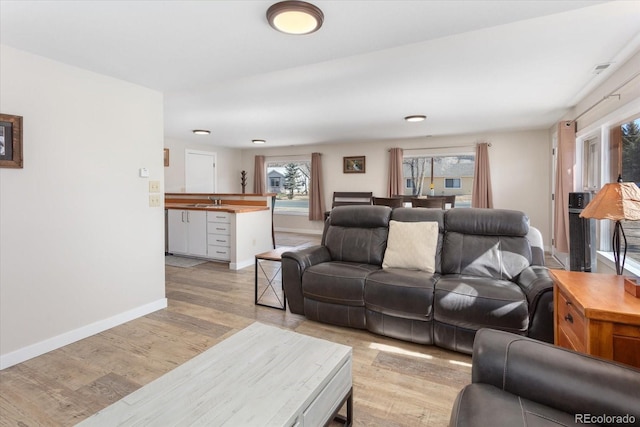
579, 182, 640, 221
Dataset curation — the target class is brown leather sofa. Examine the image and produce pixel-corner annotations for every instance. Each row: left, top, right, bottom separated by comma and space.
450, 328, 640, 426
282, 205, 554, 354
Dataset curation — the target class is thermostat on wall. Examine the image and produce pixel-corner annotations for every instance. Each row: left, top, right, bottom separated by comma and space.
139, 168, 149, 178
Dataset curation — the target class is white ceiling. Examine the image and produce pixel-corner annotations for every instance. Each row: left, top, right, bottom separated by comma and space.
1, 1, 639, 148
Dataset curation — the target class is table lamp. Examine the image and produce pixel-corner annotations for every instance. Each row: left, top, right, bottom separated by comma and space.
580, 177, 640, 297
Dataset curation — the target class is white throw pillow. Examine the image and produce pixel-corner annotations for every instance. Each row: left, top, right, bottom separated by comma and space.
382, 220, 439, 272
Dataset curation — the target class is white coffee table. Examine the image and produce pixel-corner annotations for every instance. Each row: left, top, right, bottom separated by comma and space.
77, 322, 353, 426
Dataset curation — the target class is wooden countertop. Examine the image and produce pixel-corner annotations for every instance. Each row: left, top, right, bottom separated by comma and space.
165, 202, 269, 214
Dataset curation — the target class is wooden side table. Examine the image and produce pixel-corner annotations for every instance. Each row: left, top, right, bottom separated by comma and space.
550, 270, 640, 369
254, 246, 294, 310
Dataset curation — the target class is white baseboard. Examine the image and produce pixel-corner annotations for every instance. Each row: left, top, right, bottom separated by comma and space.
230, 258, 254, 270
0, 298, 168, 370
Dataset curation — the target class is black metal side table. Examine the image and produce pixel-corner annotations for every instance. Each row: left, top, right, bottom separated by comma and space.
254, 246, 294, 310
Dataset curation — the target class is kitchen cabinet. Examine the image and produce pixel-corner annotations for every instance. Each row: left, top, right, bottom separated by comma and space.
167, 209, 208, 257
207, 211, 231, 261
166, 205, 272, 270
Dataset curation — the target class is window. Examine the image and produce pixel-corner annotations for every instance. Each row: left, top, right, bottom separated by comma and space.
582, 136, 600, 191
620, 118, 640, 184
402, 154, 475, 208
444, 178, 461, 189
585, 116, 640, 272
612, 117, 640, 266
266, 159, 311, 214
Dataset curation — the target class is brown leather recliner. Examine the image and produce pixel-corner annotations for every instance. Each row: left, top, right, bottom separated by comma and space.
282, 205, 554, 354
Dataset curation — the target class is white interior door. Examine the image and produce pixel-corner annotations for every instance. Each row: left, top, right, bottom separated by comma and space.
185, 149, 216, 193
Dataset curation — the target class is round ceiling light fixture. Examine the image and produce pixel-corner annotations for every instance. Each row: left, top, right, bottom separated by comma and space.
267, 1, 324, 35
252, 139, 266, 144
192, 129, 211, 135
404, 115, 427, 122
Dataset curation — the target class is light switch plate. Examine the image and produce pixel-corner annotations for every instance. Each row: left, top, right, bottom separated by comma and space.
149, 180, 161, 193
149, 194, 162, 207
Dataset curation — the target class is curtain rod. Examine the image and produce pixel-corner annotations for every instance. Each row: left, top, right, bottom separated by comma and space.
571, 70, 640, 124
390, 143, 490, 152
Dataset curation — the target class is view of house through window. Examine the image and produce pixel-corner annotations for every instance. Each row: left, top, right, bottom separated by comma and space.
266, 160, 311, 214
402, 154, 475, 208
618, 117, 640, 266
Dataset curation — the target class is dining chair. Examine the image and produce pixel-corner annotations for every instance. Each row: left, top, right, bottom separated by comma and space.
372, 197, 403, 208
412, 197, 446, 209
428, 194, 456, 208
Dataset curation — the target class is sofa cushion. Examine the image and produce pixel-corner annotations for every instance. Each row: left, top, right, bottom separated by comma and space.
450, 384, 577, 427
365, 268, 438, 320
382, 220, 438, 272
302, 261, 380, 307
324, 206, 391, 265
434, 275, 529, 333
445, 208, 529, 236
391, 207, 445, 273
442, 208, 532, 279
442, 234, 532, 279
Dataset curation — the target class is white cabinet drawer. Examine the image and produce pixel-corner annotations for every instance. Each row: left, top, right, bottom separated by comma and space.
207, 212, 231, 223
208, 245, 230, 260
208, 222, 231, 235
208, 234, 230, 247
303, 358, 352, 426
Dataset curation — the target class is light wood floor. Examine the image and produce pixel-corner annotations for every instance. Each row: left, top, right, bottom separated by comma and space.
1, 232, 488, 426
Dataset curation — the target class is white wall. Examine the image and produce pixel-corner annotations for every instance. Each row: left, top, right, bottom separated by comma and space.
0, 45, 166, 369
164, 138, 242, 193
241, 129, 552, 242
574, 50, 640, 133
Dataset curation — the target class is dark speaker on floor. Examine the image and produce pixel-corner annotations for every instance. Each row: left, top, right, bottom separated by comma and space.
568, 192, 595, 272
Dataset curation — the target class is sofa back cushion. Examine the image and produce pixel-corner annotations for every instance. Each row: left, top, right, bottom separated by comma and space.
390, 207, 445, 273
442, 208, 532, 279
323, 205, 392, 265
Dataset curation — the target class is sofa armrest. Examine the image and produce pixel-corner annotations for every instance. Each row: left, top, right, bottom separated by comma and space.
525, 226, 545, 266
472, 329, 640, 419
515, 265, 554, 342
282, 245, 331, 315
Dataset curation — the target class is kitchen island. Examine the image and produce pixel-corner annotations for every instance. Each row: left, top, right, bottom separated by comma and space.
165, 193, 275, 270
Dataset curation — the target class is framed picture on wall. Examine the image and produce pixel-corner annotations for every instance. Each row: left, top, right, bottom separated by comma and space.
0, 113, 23, 168
343, 156, 365, 173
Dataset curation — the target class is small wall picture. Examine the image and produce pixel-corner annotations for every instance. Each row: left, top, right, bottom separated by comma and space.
343, 156, 365, 173
0, 113, 23, 168
164, 148, 170, 167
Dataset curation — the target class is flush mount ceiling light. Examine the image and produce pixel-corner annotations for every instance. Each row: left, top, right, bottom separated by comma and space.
404, 115, 427, 122
192, 129, 211, 135
252, 139, 266, 144
267, 1, 324, 35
